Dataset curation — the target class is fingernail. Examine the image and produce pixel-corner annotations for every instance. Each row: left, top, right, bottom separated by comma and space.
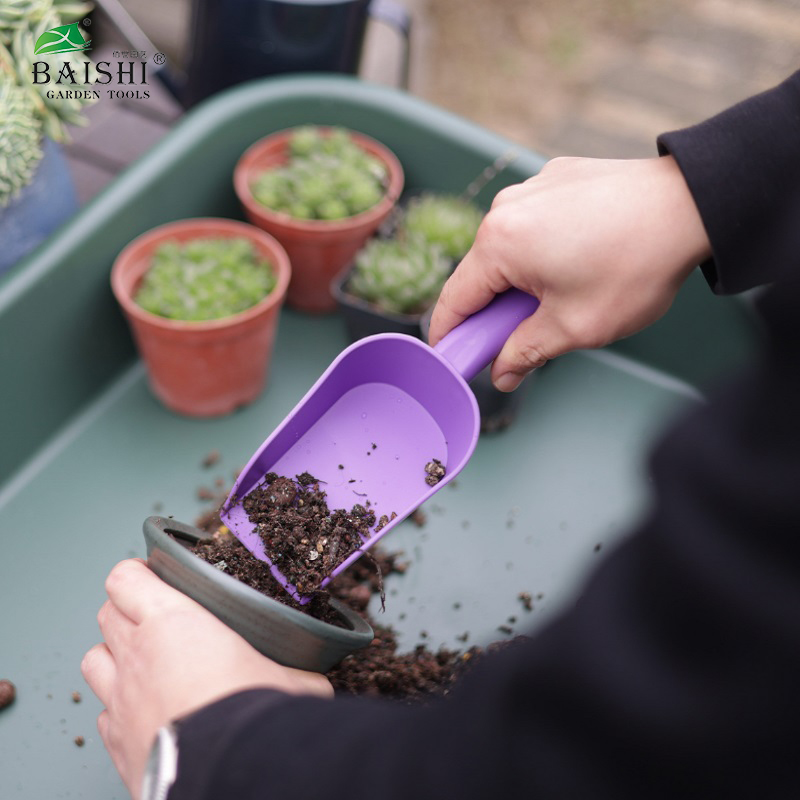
494, 372, 524, 393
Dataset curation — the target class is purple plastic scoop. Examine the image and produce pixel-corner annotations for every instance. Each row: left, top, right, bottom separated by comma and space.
220, 289, 540, 601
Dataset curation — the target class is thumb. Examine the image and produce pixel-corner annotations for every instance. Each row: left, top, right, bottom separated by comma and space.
428, 248, 511, 347
488, 306, 573, 391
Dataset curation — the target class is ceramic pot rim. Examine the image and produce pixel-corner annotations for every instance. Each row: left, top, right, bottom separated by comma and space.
144, 516, 374, 645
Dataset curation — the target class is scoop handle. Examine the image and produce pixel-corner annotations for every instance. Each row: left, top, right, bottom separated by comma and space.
432, 289, 540, 383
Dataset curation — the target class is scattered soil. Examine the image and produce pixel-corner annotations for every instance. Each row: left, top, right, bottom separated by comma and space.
0, 679, 16, 710
192, 482, 530, 704
481, 411, 516, 434
328, 625, 524, 701
410, 509, 427, 527
424, 459, 446, 486
497, 624, 514, 636
201, 450, 221, 469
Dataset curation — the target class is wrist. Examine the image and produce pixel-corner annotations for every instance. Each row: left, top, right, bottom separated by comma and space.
654, 154, 712, 278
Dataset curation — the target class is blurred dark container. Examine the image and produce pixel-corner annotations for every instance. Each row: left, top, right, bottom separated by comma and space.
183, 0, 410, 107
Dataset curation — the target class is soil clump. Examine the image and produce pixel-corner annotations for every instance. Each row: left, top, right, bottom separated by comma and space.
240, 472, 377, 595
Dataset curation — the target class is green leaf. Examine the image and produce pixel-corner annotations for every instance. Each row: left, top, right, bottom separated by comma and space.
33, 22, 89, 55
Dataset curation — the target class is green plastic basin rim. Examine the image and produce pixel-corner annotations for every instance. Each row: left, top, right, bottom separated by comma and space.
142, 515, 374, 672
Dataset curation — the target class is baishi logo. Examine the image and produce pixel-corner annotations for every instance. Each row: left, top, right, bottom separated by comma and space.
29, 21, 152, 101
33, 23, 91, 55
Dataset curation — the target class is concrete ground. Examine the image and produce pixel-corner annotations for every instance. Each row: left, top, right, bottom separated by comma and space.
125, 0, 800, 156
414, 0, 800, 158
67, 0, 800, 201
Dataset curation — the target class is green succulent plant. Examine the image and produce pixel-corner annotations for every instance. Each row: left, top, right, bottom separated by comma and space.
0, 71, 42, 203
401, 193, 484, 261
134, 237, 278, 322
0, 0, 90, 40
347, 237, 451, 316
251, 126, 389, 221
0, 0, 94, 206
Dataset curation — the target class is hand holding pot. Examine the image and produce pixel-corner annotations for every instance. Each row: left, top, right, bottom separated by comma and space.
428, 155, 712, 391
81, 559, 332, 800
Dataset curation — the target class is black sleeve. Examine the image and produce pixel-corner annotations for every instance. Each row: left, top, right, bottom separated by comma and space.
169, 79, 800, 800
657, 70, 800, 294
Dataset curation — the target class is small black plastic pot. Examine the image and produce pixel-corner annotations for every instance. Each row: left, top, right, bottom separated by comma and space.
469, 368, 533, 433
331, 264, 425, 341
143, 516, 374, 672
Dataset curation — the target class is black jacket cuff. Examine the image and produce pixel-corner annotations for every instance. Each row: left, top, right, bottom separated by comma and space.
657, 71, 800, 294
169, 688, 295, 800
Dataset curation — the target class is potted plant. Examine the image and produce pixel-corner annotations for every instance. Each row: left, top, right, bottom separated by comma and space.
0, 0, 94, 277
111, 217, 291, 417
332, 191, 484, 340
143, 515, 374, 672
234, 125, 404, 313
332, 235, 452, 339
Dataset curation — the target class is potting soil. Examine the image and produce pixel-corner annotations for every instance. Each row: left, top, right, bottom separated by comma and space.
193, 476, 527, 703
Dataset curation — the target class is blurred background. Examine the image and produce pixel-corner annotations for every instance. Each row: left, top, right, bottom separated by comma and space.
120, 0, 799, 158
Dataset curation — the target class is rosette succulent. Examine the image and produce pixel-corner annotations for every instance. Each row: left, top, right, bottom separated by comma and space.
0, 71, 41, 204
401, 193, 484, 261
347, 237, 451, 316
0, 0, 94, 206
251, 126, 389, 221
134, 237, 277, 322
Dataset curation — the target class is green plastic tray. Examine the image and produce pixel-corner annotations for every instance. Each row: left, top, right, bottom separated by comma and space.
0, 75, 759, 798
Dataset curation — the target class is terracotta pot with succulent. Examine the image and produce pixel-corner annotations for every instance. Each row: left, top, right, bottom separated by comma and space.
111, 218, 291, 417
234, 125, 404, 313
0, 0, 95, 277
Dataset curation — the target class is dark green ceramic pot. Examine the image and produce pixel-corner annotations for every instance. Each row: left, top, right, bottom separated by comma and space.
143, 516, 374, 672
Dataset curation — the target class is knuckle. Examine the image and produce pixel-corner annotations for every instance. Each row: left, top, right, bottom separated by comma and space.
104, 559, 139, 596
81, 646, 100, 678
540, 155, 577, 175
478, 205, 517, 247
561, 313, 607, 351
514, 341, 549, 370
104, 563, 125, 595
490, 184, 516, 209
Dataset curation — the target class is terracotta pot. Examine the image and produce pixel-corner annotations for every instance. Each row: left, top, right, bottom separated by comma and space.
234, 127, 404, 313
143, 516, 374, 672
111, 218, 291, 417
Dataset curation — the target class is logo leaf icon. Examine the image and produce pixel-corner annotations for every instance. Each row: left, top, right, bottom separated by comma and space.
33, 23, 91, 56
